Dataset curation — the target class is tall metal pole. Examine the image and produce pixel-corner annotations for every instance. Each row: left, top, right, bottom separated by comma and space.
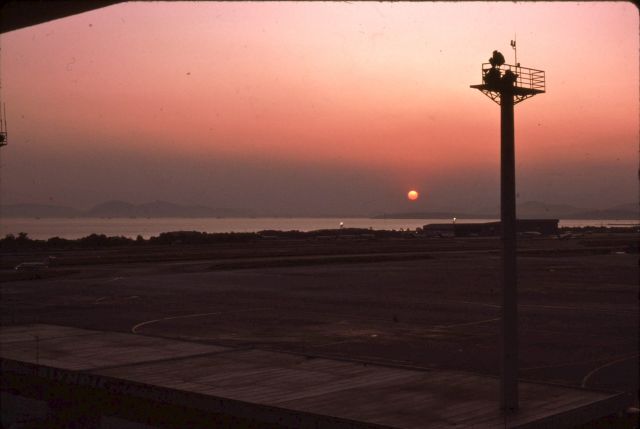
500, 81, 518, 412
472, 51, 545, 414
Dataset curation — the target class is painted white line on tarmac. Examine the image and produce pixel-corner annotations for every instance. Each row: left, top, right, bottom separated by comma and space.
311, 339, 356, 348
581, 353, 639, 388
437, 317, 500, 329
443, 299, 635, 316
522, 351, 638, 372
521, 303, 637, 315
131, 307, 272, 334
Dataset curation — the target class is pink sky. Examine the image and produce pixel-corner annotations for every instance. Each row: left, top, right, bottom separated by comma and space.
0, 2, 637, 214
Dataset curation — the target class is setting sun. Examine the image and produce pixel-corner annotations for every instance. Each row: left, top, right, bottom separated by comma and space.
407, 190, 419, 201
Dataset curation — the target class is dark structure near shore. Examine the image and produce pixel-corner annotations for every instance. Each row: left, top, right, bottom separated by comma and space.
424, 219, 559, 238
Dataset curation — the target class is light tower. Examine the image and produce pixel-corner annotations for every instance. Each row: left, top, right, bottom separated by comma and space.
471, 50, 545, 412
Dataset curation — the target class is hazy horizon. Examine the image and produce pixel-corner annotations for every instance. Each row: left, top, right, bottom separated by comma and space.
0, 2, 637, 216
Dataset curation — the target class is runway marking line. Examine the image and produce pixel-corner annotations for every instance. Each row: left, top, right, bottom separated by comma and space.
436, 317, 500, 330
581, 352, 639, 388
131, 308, 272, 334
522, 351, 639, 372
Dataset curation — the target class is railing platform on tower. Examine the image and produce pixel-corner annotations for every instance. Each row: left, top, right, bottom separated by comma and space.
470, 63, 545, 105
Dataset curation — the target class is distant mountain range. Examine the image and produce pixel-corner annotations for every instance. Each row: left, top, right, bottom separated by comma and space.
1, 201, 255, 218
517, 201, 638, 220
1, 200, 637, 220
374, 201, 638, 220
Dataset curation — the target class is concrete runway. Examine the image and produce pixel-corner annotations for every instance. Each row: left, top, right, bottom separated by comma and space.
1, 236, 637, 407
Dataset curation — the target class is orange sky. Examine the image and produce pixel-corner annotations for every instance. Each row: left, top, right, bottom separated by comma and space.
0, 2, 637, 214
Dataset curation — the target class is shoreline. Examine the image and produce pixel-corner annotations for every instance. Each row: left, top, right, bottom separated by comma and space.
1, 220, 638, 242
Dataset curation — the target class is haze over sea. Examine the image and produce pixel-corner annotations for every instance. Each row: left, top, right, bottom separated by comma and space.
0, 218, 632, 241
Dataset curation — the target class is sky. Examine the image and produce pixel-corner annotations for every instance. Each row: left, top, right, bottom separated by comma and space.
0, 1, 637, 216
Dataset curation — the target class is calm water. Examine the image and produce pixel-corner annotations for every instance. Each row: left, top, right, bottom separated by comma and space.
0, 218, 633, 240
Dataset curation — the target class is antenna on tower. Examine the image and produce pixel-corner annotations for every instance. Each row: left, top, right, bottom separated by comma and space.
510, 38, 518, 67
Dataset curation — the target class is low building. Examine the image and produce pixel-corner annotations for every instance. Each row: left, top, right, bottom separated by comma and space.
454, 222, 498, 237
516, 219, 559, 235
423, 219, 559, 237
422, 223, 455, 237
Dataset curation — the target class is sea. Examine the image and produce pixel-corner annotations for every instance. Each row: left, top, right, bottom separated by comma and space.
0, 218, 633, 241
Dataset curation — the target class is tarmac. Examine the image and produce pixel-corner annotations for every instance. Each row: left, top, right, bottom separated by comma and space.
0, 324, 631, 428
1, 235, 638, 427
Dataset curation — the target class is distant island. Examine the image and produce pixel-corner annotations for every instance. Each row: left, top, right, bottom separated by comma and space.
0, 200, 637, 220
